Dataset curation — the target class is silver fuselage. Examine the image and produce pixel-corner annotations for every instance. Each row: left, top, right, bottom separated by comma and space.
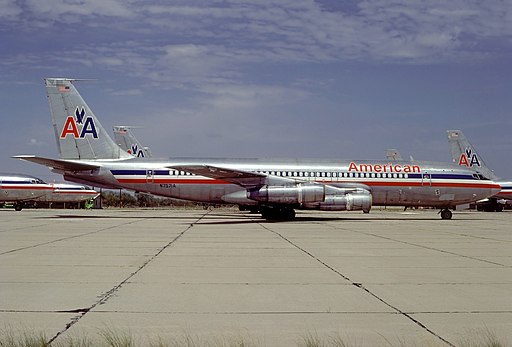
0, 174, 99, 204
59, 157, 500, 209
494, 180, 512, 200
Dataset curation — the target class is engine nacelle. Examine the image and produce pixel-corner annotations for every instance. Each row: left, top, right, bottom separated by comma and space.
318, 192, 372, 212
248, 184, 325, 204
302, 188, 372, 212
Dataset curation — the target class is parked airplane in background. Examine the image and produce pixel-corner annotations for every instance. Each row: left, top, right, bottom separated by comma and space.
13, 78, 500, 220
447, 130, 512, 212
386, 149, 404, 161
0, 173, 99, 211
113, 126, 152, 158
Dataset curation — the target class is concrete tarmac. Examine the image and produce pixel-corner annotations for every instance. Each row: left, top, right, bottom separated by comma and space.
0, 208, 511, 346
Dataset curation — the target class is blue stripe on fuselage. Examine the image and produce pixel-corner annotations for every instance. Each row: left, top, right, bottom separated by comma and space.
408, 173, 476, 180
110, 170, 169, 175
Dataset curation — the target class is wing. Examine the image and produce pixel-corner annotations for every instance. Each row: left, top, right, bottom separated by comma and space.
169, 164, 369, 193
12, 155, 100, 172
170, 165, 268, 188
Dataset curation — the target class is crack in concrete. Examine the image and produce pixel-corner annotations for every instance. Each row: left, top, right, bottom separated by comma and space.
46, 211, 210, 344
258, 222, 456, 347
342, 227, 507, 267
0, 219, 143, 256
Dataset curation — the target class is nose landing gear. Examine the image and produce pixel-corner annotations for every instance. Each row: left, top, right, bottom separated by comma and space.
440, 209, 452, 220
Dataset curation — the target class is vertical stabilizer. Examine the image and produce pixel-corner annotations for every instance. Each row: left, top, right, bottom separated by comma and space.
447, 130, 497, 180
45, 78, 131, 160
385, 149, 404, 161
113, 126, 152, 158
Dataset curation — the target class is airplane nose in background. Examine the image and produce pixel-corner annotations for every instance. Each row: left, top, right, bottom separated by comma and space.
491, 183, 502, 196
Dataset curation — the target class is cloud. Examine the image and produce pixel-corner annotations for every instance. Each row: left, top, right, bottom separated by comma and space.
28, 138, 45, 146
0, 0, 22, 19
24, 0, 133, 20
198, 83, 310, 110
3, 0, 512, 92
110, 89, 143, 96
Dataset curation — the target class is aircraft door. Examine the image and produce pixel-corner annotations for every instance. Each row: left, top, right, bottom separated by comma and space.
146, 170, 155, 183
421, 172, 432, 186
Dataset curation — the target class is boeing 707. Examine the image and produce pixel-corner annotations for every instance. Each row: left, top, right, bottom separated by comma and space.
13, 78, 500, 220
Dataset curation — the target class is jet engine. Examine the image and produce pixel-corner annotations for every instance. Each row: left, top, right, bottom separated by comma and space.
303, 188, 372, 212
248, 184, 325, 204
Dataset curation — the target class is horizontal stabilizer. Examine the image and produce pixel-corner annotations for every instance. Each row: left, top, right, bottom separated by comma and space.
12, 155, 99, 171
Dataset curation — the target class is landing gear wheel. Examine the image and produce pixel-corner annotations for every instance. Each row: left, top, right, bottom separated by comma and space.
440, 209, 452, 220
283, 208, 296, 220
14, 204, 23, 211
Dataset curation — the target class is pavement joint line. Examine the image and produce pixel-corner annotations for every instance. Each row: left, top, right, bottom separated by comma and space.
0, 218, 147, 256
327, 224, 507, 267
0, 222, 57, 233
437, 231, 512, 243
257, 222, 456, 347
46, 210, 211, 345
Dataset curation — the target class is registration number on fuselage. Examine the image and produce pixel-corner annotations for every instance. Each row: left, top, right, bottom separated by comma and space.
160, 184, 176, 188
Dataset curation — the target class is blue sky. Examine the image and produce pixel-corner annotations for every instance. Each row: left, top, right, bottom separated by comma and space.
1, 0, 512, 182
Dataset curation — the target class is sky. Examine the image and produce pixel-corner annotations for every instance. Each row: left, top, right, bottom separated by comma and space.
1, 0, 512, 182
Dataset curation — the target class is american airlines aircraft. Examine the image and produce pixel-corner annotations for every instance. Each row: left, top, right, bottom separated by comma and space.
447, 130, 512, 212
113, 126, 152, 158
0, 173, 99, 211
13, 78, 500, 220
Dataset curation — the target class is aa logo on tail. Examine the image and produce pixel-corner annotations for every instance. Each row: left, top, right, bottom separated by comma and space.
458, 147, 481, 167
127, 144, 145, 157
60, 107, 98, 139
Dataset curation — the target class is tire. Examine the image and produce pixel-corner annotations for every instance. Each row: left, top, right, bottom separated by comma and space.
440, 209, 452, 220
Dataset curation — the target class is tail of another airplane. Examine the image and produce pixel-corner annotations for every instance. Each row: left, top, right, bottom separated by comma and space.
447, 130, 497, 180
113, 126, 152, 158
45, 78, 131, 160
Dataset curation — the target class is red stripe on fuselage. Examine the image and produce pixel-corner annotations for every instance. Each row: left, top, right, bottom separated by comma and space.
1, 185, 53, 190
359, 181, 500, 189
53, 191, 98, 194
116, 178, 228, 184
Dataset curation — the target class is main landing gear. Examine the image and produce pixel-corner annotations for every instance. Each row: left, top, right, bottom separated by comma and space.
440, 209, 452, 220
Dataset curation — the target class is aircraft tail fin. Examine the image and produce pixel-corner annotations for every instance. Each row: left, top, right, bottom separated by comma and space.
447, 130, 497, 180
385, 149, 403, 161
45, 78, 131, 160
113, 126, 152, 158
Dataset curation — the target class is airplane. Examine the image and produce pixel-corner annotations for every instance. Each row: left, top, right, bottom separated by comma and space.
385, 149, 404, 161
0, 173, 99, 211
13, 78, 501, 220
447, 130, 512, 212
113, 126, 152, 158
